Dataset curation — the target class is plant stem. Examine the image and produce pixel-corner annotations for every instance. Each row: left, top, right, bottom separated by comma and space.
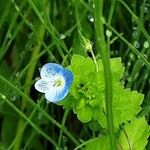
107, 0, 116, 53
93, 0, 117, 149
13, 22, 45, 150
0, 94, 62, 150
8, 98, 43, 150
58, 109, 70, 146
0, 74, 80, 146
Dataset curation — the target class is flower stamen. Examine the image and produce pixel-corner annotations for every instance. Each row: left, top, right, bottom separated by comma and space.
53, 79, 62, 87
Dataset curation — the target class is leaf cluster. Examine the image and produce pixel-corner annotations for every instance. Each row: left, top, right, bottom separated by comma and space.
61, 54, 144, 130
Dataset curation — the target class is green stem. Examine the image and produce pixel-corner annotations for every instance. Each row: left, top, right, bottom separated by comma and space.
0, 94, 62, 150
8, 98, 43, 149
118, 0, 150, 43
58, 109, 70, 146
107, 0, 116, 53
90, 49, 99, 72
13, 22, 45, 150
105, 22, 150, 70
93, 0, 116, 149
0, 74, 80, 146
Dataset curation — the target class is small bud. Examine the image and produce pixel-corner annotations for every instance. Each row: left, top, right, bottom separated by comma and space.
85, 39, 92, 52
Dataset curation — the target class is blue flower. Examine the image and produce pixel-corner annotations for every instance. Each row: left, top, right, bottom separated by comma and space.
34, 63, 73, 103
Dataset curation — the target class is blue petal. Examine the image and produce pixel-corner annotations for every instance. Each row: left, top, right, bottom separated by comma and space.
59, 68, 73, 88
40, 63, 63, 80
45, 86, 69, 103
45, 68, 73, 103
38, 63, 73, 103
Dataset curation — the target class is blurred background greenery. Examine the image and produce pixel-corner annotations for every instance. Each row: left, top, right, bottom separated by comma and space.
0, 0, 150, 149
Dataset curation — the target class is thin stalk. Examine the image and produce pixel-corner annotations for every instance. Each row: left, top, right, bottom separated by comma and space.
118, 0, 150, 43
8, 98, 44, 149
27, 0, 71, 58
0, 94, 62, 150
90, 49, 99, 72
0, 75, 80, 146
107, 0, 116, 53
58, 109, 70, 147
13, 22, 45, 150
105, 22, 150, 70
93, 0, 116, 149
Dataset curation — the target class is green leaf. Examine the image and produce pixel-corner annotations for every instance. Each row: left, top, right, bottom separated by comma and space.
58, 94, 75, 110
71, 54, 96, 75
76, 105, 92, 122
62, 54, 144, 131
118, 117, 150, 150
112, 84, 144, 129
84, 135, 110, 150
98, 57, 124, 82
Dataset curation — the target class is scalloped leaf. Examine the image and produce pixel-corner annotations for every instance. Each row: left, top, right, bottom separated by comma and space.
61, 54, 144, 131
71, 54, 96, 75
118, 117, 150, 150
76, 105, 92, 122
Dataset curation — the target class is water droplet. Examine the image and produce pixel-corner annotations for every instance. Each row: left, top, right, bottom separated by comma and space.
143, 41, 149, 48
132, 31, 138, 38
93, 4, 95, 8
90, 17, 94, 22
1, 95, 6, 99
130, 53, 135, 60
144, 7, 148, 13
127, 62, 131, 66
60, 34, 66, 39
132, 26, 137, 30
106, 30, 112, 37
87, 14, 94, 22
134, 41, 140, 48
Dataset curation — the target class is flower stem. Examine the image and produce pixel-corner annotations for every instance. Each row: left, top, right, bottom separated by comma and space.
93, 0, 117, 149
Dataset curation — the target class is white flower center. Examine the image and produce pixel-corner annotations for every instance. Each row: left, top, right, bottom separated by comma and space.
53, 79, 62, 87
52, 75, 65, 89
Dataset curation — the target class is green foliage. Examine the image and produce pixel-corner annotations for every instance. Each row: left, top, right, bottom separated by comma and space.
118, 117, 150, 150
62, 54, 144, 130
0, 0, 150, 149
84, 136, 110, 150
84, 117, 150, 150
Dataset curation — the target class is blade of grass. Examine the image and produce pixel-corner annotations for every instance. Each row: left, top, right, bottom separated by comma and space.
93, 0, 117, 149
118, 0, 150, 43
0, 93, 62, 150
105, 22, 150, 70
8, 98, 44, 149
13, 18, 46, 150
0, 74, 80, 146
27, 0, 71, 59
